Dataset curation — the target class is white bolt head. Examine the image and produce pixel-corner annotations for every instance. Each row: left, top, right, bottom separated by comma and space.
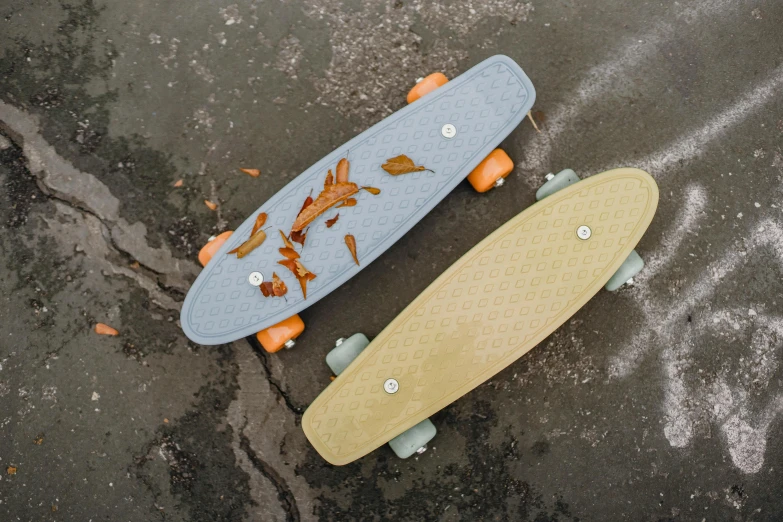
441, 124, 457, 139
248, 272, 264, 286
383, 378, 399, 394
576, 225, 592, 240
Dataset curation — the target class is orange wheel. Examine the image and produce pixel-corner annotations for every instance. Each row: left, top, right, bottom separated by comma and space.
406, 72, 448, 104
256, 314, 305, 353
198, 231, 233, 267
466, 149, 514, 193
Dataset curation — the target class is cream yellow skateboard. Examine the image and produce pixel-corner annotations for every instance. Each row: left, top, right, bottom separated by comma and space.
302, 167, 659, 465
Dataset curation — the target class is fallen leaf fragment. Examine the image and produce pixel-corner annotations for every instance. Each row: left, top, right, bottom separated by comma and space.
271, 272, 288, 297
95, 323, 119, 336
527, 110, 540, 133
291, 228, 308, 247
251, 212, 268, 235
261, 272, 288, 298
336, 157, 350, 183
163, 418, 169, 424
291, 182, 358, 231
33, 435, 44, 445
337, 198, 357, 208
297, 191, 314, 218
324, 170, 334, 188
345, 234, 359, 265
240, 168, 261, 177
325, 214, 339, 228
130, 261, 140, 269
173, 179, 184, 187
204, 200, 218, 211
279, 259, 317, 298
361, 186, 381, 195
279, 230, 294, 249
279, 247, 300, 260
7, 466, 16, 475
228, 230, 267, 258
381, 154, 432, 176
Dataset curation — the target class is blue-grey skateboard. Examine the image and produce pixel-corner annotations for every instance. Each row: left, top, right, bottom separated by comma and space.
180, 55, 536, 351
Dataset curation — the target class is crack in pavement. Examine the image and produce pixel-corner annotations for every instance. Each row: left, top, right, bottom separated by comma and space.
0, 100, 200, 308
240, 429, 300, 522
252, 339, 305, 416
227, 342, 317, 521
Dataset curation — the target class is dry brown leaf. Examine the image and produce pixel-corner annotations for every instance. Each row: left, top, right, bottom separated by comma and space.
33, 435, 44, 445
130, 261, 140, 269
381, 155, 432, 176
336, 157, 350, 183
336, 198, 357, 208
259, 281, 274, 297
294, 261, 309, 277
173, 179, 184, 187
291, 228, 308, 247
325, 214, 339, 228
291, 182, 358, 232
7, 466, 16, 475
279, 230, 294, 249
324, 170, 334, 188
297, 191, 314, 218
95, 323, 119, 336
204, 200, 218, 211
251, 212, 268, 236
240, 168, 261, 177
228, 230, 266, 258
278, 259, 317, 299
361, 186, 381, 195
279, 247, 300, 260
345, 234, 359, 265
271, 272, 288, 297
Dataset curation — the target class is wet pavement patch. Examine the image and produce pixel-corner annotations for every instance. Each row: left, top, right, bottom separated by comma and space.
134, 367, 252, 521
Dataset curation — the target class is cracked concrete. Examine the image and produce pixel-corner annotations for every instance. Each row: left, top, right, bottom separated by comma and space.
2, 0, 783, 520
0, 100, 199, 297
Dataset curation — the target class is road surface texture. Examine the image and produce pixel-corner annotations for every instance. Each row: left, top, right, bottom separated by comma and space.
1, 0, 782, 520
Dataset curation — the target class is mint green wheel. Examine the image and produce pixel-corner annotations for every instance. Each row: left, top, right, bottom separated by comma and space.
605, 250, 644, 291
388, 418, 437, 459
325, 333, 369, 375
535, 169, 580, 200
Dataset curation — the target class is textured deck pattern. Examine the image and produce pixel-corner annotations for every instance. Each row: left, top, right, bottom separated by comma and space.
181, 55, 535, 344
303, 168, 659, 465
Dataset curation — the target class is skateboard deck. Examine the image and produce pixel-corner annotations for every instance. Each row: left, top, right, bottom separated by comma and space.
302, 168, 659, 465
181, 55, 535, 345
